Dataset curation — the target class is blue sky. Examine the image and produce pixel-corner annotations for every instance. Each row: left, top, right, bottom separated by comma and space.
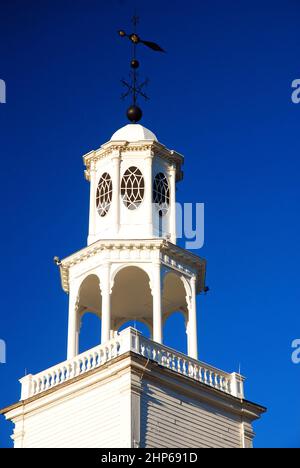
0, 0, 300, 448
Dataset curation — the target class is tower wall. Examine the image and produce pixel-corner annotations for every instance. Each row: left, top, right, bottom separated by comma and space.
3, 351, 262, 448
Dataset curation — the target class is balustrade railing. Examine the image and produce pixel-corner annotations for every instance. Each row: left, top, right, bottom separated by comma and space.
19, 328, 244, 400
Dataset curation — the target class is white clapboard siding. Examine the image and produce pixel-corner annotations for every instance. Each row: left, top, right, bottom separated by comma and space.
23, 380, 121, 448
141, 381, 242, 448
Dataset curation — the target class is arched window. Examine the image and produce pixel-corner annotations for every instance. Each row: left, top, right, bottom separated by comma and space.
153, 172, 170, 216
121, 167, 145, 210
96, 172, 113, 217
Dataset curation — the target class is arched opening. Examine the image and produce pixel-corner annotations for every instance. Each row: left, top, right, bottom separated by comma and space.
163, 312, 187, 354
111, 266, 152, 336
162, 272, 188, 317
162, 272, 189, 352
77, 274, 102, 353
78, 274, 102, 315
79, 312, 101, 354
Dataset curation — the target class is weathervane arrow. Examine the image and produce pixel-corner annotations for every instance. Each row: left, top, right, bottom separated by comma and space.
118, 16, 165, 123
118, 30, 165, 53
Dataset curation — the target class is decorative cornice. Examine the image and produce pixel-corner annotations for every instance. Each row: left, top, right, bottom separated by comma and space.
58, 239, 206, 294
83, 140, 184, 182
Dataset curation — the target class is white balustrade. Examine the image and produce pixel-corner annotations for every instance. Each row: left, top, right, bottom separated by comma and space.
19, 327, 244, 400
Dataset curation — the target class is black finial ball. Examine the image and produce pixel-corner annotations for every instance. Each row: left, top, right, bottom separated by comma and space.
127, 105, 142, 123
130, 59, 139, 69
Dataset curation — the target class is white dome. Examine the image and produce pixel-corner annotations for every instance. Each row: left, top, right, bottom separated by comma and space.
110, 124, 157, 142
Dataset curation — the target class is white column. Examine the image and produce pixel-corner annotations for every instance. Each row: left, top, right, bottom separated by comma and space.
67, 284, 79, 359
153, 261, 163, 343
112, 152, 120, 235
88, 161, 97, 245
169, 164, 177, 244
100, 263, 111, 344
144, 154, 153, 237
187, 275, 198, 359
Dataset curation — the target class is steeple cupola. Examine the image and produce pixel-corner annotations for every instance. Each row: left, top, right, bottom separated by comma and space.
84, 124, 183, 246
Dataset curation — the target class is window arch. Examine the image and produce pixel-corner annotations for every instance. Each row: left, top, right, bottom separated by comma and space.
96, 172, 113, 217
153, 172, 170, 216
121, 167, 145, 210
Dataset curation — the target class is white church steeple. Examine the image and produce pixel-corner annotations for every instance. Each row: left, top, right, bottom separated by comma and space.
1, 121, 266, 450
63, 123, 205, 361
1, 19, 265, 448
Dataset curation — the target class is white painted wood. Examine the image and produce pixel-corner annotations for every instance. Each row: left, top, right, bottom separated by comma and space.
187, 275, 198, 359
169, 164, 177, 243
140, 382, 242, 448
110, 124, 157, 142
18, 329, 243, 400
1, 124, 265, 449
67, 281, 80, 360
152, 262, 162, 343
3, 350, 263, 448
84, 125, 183, 245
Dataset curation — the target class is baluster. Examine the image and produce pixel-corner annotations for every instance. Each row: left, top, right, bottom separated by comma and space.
177, 356, 181, 373
165, 352, 170, 368
69, 362, 73, 378
103, 347, 108, 362
208, 370, 213, 387
214, 373, 219, 389
222, 376, 226, 391
111, 344, 115, 359
80, 357, 85, 372
99, 349, 104, 365
86, 354, 91, 371
226, 378, 231, 393
156, 348, 162, 365
182, 359, 187, 375
46, 374, 50, 389
73, 360, 78, 377
172, 354, 176, 371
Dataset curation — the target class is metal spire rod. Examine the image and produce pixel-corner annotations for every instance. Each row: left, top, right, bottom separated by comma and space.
118, 16, 165, 123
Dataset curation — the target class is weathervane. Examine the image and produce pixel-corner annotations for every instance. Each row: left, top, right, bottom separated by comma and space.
118, 16, 165, 123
